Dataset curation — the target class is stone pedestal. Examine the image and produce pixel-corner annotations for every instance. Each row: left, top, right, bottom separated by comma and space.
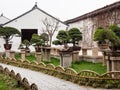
10, 51, 15, 59
43, 47, 51, 62
21, 49, 25, 61
5, 50, 10, 58
72, 51, 79, 62
36, 52, 41, 63
59, 51, 72, 68
92, 47, 98, 63
106, 51, 120, 72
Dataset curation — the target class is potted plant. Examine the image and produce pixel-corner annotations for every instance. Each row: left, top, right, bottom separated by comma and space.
68, 28, 82, 50
40, 33, 49, 46
94, 27, 110, 49
94, 26, 120, 51
0, 26, 20, 50
22, 39, 31, 55
30, 34, 45, 52
109, 25, 120, 51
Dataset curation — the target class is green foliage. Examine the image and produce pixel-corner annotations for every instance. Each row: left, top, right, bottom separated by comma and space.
94, 27, 120, 48
52, 40, 62, 45
30, 34, 45, 46
0, 26, 20, 44
40, 33, 49, 45
56, 30, 69, 43
0, 73, 25, 90
109, 24, 120, 38
22, 39, 30, 48
94, 28, 109, 43
68, 28, 82, 46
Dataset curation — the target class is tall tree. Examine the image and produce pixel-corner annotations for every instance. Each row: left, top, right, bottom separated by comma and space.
42, 18, 59, 46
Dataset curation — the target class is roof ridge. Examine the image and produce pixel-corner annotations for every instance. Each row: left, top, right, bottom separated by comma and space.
65, 1, 120, 24
3, 4, 67, 26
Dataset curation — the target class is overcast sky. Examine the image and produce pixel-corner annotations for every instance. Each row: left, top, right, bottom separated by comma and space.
0, 0, 119, 21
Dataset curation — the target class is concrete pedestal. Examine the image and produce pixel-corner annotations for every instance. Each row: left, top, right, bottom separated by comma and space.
10, 51, 15, 59
72, 51, 79, 62
43, 47, 51, 62
5, 50, 10, 58
36, 52, 41, 63
92, 47, 98, 63
21, 49, 25, 61
106, 51, 120, 72
59, 51, 72, 68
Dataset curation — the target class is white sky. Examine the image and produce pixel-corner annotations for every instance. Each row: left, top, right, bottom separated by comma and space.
0, 0, 119, 21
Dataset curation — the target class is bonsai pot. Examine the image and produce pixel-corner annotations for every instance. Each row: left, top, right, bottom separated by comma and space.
109, 46, 120, 51
4, 44, 12, 50
98, 43, 109, 49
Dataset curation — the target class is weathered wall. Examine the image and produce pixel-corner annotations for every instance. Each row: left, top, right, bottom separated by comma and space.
68, 7, 120, 48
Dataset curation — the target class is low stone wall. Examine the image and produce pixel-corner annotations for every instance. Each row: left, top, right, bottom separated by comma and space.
0, 65, 38, 90
79, 55, 103, 63
0, 56, 120, 89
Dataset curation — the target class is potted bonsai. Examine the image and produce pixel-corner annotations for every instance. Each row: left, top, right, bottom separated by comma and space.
94, 27, 110, 49
0, 26, 20, 50
30, 34, 45, 52
109, 25, 120, 51
94, 26, 120, 51
68, 28, 82, 51
40, 33, 49, 47
22, 39, 31, 55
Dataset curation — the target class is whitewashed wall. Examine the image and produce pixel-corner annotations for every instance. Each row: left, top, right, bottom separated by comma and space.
0, 9, 67, 52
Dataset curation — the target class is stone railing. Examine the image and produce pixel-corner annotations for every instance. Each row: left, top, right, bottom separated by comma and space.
0, 56, 120, 89
0, 65, 38, 90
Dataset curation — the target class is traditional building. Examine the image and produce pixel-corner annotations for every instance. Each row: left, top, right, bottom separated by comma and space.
65, 1, 120, 48
0, 3, 67, 51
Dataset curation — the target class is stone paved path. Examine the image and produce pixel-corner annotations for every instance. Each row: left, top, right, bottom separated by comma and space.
0, 63, 118, 90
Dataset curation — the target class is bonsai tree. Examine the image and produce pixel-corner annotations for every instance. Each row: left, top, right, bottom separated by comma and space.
56, 30, 69, 48
94, 26, 120, 50
22, 39, 31, 53
30, 34, 45, 52
94, 27, 109, 45
109, 25, 120, 50
52, 40, 62, 45
0, 26, 20, 50
68, 28, 82, 47
40, 33, 49, 46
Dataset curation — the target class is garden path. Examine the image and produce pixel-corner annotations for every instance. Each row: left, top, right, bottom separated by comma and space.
0, 63, 118, 90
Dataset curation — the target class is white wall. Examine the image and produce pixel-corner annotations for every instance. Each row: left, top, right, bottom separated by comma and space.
0, 8, 67, 52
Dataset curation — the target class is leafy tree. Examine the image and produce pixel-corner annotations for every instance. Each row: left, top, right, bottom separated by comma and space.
109, 24, 120, 38
53, 30, 69, 48
40, 33, 49, 45
22, 39, 31, 49
0, 26, 20, 44
52, 40, 62, 45
68, 28, 82, 47
30, 34, 44, 46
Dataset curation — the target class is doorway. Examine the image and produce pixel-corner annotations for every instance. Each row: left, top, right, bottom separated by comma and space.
21, 29, 38, 42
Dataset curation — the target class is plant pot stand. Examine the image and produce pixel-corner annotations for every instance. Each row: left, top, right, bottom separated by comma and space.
4, 44, 12, 58
42, 47, 51, 62
105, 51, 120, 72
59, 49, 72, 68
